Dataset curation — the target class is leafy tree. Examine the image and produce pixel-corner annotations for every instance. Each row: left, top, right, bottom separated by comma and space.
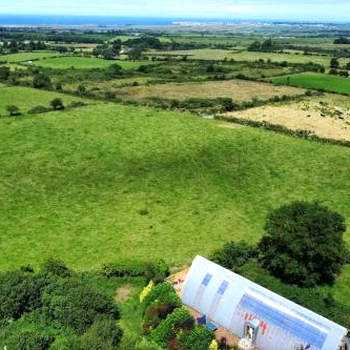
258, 201, 348, 287
6, 105, 21, 116
346, 61, 350, 70
330, 58, 340, 69
106, 64, 122, 78
50, 98, 65, 110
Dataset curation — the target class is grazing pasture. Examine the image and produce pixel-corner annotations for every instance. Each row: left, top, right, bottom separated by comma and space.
148, 48, 347, 66
0, 51, 59, 62
0, 86, 89, 115
270, 72, 350, 95
0, 102, 349, 283
32, 56, 152, 69
114, 79, 305, 102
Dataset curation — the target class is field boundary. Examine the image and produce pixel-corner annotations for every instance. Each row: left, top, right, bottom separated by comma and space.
215, 114, 350, 148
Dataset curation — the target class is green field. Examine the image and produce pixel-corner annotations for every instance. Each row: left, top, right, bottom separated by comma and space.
0, 86, 89, 115
33, 56, 152, 69
270, 72, 350, 94
1, 102, 349, 277
0, 51, 59, 63
149, 48, 347, 66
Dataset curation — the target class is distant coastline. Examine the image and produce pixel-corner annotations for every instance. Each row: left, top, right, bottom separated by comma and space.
0, 14, 348, 28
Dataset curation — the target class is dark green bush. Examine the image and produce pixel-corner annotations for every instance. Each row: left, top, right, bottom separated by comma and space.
4, 331, 54, 350
151, 308, 194, 347
211, 241, 257, 271
50, 98, 65, 110
0, 271, 49, 322
28, 105, 51, 115
178, 325, 215, 350
258, 201, 347, 287
101, 259, 169, 283
41, 278, 119, 334
40, 258, 71, 278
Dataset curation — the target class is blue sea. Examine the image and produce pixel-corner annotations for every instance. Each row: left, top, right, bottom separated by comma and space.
0, 14, 228, 26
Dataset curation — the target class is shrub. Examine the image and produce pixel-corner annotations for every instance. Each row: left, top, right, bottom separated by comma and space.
33, 73, 52, 89
151, 308, 194, 347
6, 105, 21, 116
101, 259, 169, 283
0, 271, 49, 322
41, 278, 119, 334
40, 258, 71, 278
178, 326, 215, 350
28, 105, 51, 115
4, 331, 54, 350
50, 98, 65, 110
258, 201, 348, 287
67, 101, 87, 109
0, 66, 10, 80
211, 241, 257, 271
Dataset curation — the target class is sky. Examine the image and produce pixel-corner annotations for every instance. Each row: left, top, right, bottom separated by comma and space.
0, 0, 349, 22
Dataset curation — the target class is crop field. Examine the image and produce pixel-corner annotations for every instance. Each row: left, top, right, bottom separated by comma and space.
149, 48, 347, 66
223, 93, 350, 141
33, 56, 152, 69
270, 72, 350, 95
0, 86, 89, 115
115, 79, 305, 102
0, 51, 59, 63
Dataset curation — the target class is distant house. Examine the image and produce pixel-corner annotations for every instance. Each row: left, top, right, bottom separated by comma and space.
182, 256, 350, 350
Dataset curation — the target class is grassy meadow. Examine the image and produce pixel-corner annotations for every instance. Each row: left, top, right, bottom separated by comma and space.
33, 56, 152, 69
1, 102, 349, 282
0, 86, 90, 115
0, 51, 59, 62
270, 72, 350, 95
148, 48, 347, 65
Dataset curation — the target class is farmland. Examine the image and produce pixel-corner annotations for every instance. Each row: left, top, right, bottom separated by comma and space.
1, 22, 350, 345
115, 79, 305, 102
148, 48, 348, 65
0, 51, 59, 62
270, 72, 350, 95
0, 86, 90, 115
32, 56, 152, 69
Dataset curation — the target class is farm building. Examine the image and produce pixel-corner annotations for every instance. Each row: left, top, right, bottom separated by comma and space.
181, 256, 350, 350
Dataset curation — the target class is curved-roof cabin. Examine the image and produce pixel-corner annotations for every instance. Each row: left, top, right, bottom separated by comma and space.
182, 256, 349, 350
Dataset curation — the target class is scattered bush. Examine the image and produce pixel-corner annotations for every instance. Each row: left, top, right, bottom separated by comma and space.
50, 98, 65, 110
28, 105, 51, 115
258, 201, 348, 287
6, 105, 21, 116
40, 258, 71, 278
33, 73, 52, 89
